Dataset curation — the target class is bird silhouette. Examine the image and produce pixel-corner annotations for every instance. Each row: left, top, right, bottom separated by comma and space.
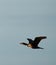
20, 36, 47, 49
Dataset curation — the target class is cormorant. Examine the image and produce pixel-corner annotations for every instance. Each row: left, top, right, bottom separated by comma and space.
20, 36, 47, 49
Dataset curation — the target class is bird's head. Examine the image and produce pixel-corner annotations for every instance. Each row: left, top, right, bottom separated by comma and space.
20, 42, 28, 46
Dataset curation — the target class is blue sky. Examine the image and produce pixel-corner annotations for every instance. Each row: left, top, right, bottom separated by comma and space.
0, 0, 56, 65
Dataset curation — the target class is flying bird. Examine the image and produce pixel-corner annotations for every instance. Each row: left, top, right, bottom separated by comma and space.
20, 36, 47, 49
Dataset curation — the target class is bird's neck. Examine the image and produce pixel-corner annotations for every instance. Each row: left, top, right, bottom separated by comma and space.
27, 44, 32, 48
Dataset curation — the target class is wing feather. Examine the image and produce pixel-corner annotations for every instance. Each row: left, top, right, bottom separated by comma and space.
34, 36, 47, 46
27, 38, 33, 43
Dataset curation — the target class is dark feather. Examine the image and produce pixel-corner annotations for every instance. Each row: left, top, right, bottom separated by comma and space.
27, 38, 33, 43
33, 36, 47, 46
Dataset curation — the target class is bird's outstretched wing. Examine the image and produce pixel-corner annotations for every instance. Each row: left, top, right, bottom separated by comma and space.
27, 38, 33, 43
20, 42, 28, 46
33, 36, 47, 46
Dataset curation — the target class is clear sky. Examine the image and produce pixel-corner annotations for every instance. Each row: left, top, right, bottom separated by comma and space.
0, 0, 56, 65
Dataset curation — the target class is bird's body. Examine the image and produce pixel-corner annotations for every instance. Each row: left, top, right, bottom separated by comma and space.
20, 36, 47, 49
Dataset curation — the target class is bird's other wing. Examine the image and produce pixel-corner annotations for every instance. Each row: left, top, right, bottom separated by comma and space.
27, 38, 33, 43
20, 42, 28, 46
34, 36, 47, 46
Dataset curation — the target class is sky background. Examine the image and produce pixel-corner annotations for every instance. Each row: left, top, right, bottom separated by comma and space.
0, 0, 56, 65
